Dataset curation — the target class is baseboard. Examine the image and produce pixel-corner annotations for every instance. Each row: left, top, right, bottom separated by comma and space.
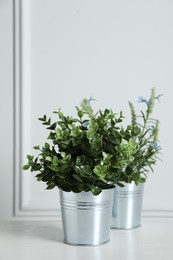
13, 209, 173, 221
142, 210, 173, 218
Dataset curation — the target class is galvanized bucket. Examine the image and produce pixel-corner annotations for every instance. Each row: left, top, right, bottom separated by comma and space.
59, 188, 114, 246
111, 182, 144, 229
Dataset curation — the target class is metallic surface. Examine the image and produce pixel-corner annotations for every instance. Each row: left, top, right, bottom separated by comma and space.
111, 182, 144, 229
59, 188, 114, 246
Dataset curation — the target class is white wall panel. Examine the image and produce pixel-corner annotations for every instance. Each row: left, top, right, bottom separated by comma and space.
14, 0, 173, 218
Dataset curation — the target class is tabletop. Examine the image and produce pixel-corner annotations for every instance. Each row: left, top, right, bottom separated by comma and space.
0, 218, 173, 260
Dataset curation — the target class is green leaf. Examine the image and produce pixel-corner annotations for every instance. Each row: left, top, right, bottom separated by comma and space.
38, 114, 46, 121
46, 183, 56, 189
77, 109, 84, 118
23, 165, 30, 170
47, 122, 57, 130
52, 156, 58, 165
48, 132, 56, 140
91, 187, 102, 195
27, 155, 34, 160
45, 143, 50, 149
33, 145, 40, 150
125, 165, 133, 175
49, 165, 59, 171
72, 174, 83, 182
42, 118, 51, 125
117, 182, 125, 188
46, 156, 52, 162
54, 110, 64, 119
56, 128, 62, 139
129, 138, 136, 149
36, 173, 43, 181
139, 177, 146, 183
80, 98, 95, 119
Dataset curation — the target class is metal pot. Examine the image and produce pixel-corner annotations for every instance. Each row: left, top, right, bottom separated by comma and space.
59, 188, 114, 246
111, 182, 144, 229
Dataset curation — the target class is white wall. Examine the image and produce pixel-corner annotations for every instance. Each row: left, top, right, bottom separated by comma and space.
1, 0, 173, 220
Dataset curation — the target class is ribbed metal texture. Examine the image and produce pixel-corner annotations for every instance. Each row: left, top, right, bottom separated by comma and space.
111, 182, 144, 229
59, 188, 114, 246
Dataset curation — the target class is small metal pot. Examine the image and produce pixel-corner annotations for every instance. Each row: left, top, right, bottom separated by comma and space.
111, 182, 144, 229
59, 188, 114, 246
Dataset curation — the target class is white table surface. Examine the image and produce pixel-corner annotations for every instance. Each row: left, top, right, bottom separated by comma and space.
0, 218, 173, 260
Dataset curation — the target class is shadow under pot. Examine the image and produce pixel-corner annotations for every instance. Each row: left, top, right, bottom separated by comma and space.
111, 182, 144, 229
59, 188, 114, 246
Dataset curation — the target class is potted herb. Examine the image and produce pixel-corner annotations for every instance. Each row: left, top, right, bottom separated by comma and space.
111, 88, 162, 229
23, 98, 136, 245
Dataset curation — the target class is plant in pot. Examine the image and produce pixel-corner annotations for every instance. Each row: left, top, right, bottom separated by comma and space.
111, 88, 162, 229
23, 98, 136, 245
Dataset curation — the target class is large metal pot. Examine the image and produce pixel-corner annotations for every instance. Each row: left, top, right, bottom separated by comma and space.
59, 188, 114, 246
111, 182, 144, 229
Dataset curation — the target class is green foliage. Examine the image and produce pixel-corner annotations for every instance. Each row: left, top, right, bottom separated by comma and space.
23, 98, 137, 195
121, 87, 162, 184
23, 89, 162, 194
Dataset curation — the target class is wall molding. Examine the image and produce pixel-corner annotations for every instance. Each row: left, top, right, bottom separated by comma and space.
13, 0, 173, 219
13, 0, 61, 219
14, 0, 22, 217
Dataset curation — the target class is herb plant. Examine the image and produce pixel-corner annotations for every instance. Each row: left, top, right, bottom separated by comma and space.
23, 98, 136, 195
120, 87, 162, 184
